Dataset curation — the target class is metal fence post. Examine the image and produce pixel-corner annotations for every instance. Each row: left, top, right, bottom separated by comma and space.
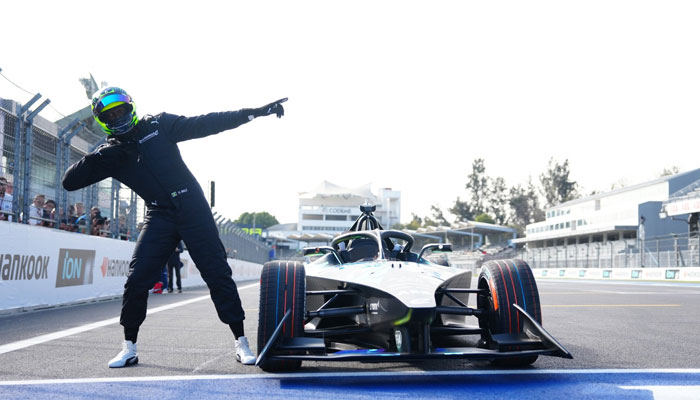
21, 98, 51, 224
12, 93, 41, 222
55, 119, 80, 229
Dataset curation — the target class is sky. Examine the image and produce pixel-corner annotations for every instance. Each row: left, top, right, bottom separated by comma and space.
1, 1, 699, 224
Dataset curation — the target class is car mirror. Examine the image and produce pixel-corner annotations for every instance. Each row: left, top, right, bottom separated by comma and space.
304, 246, 336, 256
417, 243, 453, 262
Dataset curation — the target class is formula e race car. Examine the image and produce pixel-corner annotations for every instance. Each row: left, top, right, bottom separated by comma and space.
255, 205, 572, 371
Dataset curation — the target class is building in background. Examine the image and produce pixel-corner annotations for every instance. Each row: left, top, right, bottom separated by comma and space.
297, 181, 400, 235
517, 168, 700, 250
513, 168, 700, 269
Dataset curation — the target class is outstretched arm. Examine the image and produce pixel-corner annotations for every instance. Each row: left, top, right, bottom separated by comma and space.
62, 144, 120, 191
165, 98, 287, 143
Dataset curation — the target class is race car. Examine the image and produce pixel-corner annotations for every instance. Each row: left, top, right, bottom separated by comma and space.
256, 204, 572, 371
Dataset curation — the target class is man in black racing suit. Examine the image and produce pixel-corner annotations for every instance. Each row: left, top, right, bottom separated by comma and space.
62, 86, 286, 368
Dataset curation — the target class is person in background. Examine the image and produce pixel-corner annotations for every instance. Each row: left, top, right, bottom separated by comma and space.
62, 204, 77, 231
74, 202, 86, 232
62, 86, 286, 368
43, 199, 56, 227
28, 194, 45, 225
0, 177, 13, 222
167, 241, 184, 293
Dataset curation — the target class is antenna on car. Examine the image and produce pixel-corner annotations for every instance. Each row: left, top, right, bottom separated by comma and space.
348, 201, 384, 231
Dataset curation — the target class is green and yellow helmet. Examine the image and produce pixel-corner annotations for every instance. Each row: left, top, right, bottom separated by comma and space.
91, 87, 138, 135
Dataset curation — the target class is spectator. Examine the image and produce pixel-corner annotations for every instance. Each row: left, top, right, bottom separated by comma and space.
74, 202, 87, 232
28, 194, 45, 225
118, 214, 128, 240
43, 199, 56, 227
0, 177, 13, 222
167, 242, 184, 293
60, 204, 77, 231
88, 206, 106, 236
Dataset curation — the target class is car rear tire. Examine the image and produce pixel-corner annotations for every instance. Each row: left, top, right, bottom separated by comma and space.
257, 260, 306, 371
477, 259, 541, 367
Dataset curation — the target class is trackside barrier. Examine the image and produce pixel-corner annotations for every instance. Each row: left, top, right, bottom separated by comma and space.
534, 266, 700, 282
0, 221, 263, 314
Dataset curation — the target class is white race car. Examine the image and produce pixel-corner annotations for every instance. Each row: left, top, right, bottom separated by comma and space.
256, 205, 571, 371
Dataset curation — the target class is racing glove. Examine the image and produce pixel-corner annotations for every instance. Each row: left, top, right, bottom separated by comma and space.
248, 98, 287, 120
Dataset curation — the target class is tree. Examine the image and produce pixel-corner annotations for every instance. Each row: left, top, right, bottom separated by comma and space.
466, 158, 489, 216
405, 213, 423, 230
539, 158, 579, 208
234, 211, 279, 230
474, 213, 495, 224
428, 204, 449, 226
488, 176, 509, 225
509, 178, 544, 227
449, 197, 474, 222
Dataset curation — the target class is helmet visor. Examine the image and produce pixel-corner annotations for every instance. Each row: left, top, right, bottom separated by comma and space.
98, 103, 133, 124
93, 93, 131, 115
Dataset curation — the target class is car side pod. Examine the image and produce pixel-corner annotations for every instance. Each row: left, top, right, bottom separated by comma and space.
489, 303, 573, 359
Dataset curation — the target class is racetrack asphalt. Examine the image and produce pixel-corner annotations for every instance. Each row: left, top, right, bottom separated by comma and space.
0, 277, 699, 398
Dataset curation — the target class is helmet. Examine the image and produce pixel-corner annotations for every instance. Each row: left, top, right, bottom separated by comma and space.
91, 87, 138, 135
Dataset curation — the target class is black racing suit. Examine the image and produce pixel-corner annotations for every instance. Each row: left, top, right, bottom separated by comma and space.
63, 111, 253, 336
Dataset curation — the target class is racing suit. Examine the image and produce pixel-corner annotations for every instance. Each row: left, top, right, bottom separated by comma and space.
63, 111, 254, 338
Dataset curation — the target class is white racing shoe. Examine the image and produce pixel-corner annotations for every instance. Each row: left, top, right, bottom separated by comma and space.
235, 336, 256, 365
108, 340, 139, 368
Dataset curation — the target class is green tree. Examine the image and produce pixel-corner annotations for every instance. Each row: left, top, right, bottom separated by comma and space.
427, 204, 449, 226
474, 213, 495, 224
449, 197, 474, 222
509, 178, 544, 227
539, 158, 579, 208
488, 176, 509, 225
234, 211, 279, 229
466, 158, 489, 216
405, 213, 423, 230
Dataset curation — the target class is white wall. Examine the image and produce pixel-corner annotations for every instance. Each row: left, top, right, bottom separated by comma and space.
0, 221, 262, 313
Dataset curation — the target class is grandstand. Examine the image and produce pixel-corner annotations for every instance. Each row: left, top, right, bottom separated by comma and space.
512, 168, 700, 269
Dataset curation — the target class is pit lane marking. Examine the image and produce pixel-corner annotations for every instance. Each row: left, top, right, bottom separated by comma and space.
0, 282, 260, 356
2, 368, 700, 386
543, 304, 681, 308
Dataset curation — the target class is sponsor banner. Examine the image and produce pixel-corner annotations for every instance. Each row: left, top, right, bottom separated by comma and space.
0, 222, 262, 312
535, 266, 700, 282
611, 269, 630, 280
100, 257, 130, 278
666, 198, 700, 216
55, 249, 95, 288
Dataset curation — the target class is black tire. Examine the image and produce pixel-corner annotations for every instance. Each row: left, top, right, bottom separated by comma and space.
257, 260, 306, 371
477, 259, 541, 367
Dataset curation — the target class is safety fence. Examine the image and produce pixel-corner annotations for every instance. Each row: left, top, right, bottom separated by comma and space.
0, 96, 271, 264
510, 232, 700, 269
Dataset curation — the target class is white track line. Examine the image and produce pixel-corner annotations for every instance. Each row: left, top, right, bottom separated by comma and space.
2, 369, 700, 386
0, 282, 259, 356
